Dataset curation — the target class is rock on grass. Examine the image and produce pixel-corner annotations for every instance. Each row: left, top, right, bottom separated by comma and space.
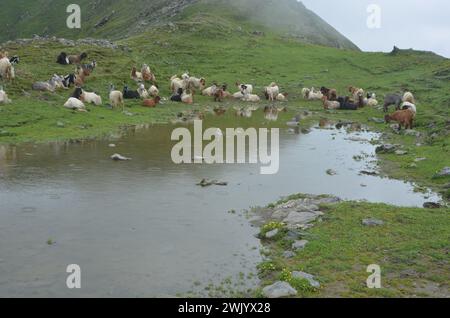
262, 281, 297, 298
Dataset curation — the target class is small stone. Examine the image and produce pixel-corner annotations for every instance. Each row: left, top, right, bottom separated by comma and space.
375, 144, 397, 154
369, 117, 385, 124
436, 167, 450, 177
283, 251, 295, 259
265, 229, 279, 239
283, 212, 318, 226
423, 202, 442, 209
262, 281, 297, 298
56, 121, 65, 128
326, 169, 337, 176
108, 144, 116, 148
395, 150, 408, 155
414, 158, 427, 162
292, 271, 320, 288
292, 240, 309, 250
111, 154, 131, 161
362, 218, 384, 226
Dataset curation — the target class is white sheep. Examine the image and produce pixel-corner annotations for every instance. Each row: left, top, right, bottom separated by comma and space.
0, 86, 11, 104
232, 91, 244, 99
366, 93, 378, 107
181, 90, 193, 104
137, 84, 149, 98
188, 76, 206, 93
264, 82, 280, 101
202, 85, 218, 96
243, 93, 260, 102
302, 87, 310, 99
109, 85, 124, 110
148, 85, 159, 97
237, 82, 253, 95
82, 91, 102, 106
403, 92, 415, 104
0, 57, 14, 80
401, 101, 417, 117
64, 97, 86, 111
170, 75, 189, 93
308, 88, 323, 100
276, 93, 288, 101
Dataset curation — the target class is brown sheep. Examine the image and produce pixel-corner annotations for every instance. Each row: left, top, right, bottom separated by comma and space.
385, 109, 415, 130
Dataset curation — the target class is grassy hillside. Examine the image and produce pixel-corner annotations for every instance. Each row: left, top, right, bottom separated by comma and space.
0, 0, 358, 50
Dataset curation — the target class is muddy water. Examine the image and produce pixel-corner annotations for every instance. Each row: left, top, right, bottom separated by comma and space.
0, 121, 439, 297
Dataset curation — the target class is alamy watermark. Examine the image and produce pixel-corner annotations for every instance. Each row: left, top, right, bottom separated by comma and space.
171, 120, 280, 175
66, 264, 81, 289
366, 264, 382, 289
367, 4, 382, 29
66, 4, 81, 29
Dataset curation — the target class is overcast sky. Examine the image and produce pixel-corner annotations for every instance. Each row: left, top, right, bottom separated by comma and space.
300, 0, 450, 58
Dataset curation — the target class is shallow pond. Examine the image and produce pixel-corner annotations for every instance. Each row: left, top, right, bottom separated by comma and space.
0, 119, 439, 297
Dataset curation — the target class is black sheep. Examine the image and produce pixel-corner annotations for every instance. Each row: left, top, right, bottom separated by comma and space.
57, 52, 69, 65
171, 88, 183, 102
337, 96, 358, 110
123, 86, 140, 99
71, 87, 83, 100
63, 74, 76, 88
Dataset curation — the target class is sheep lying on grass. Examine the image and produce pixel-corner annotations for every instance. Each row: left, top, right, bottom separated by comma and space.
243, 93, 260, 102
322, 96, 340, 110
142, 64, 156, 82
307, 88, 323, 100
143, 96, 161, 108
276, 93, 288, 101
148, 85, 159, 97
0, 86, 11, 104
123, 85, 141, 99
64, 97, 86, 111
181, 90, 193, 104
32, 79, 57, 92
202, 84, 218, 96
137, 84, 149, 99
366, 93, 378, 107
81, 90, 102, 106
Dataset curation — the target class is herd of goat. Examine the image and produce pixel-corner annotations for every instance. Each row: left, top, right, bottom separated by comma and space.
0, 50, 418, 130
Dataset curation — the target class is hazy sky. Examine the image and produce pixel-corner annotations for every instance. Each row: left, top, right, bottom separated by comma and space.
300, 0, 450, 58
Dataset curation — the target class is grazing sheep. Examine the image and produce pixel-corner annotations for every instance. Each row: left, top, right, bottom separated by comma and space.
322, 96, 340, 110
123, 85, 141, 99
56, 52, 70, 65
109, 85, 124, 110
236, 82, 253, 95
171, 88, 183, 102
131, 67, 143, 82
148, 85, 159, 97
137, 84, 149, 99
181, 90, 194, 104
264, 82, 280, 101
187, 76, 206, 94
143, 96, 161, 108
32, 79, 57, 92
0, 57, 14, 80
385, 109, 415, 130
170, 75, 189, 93
276, 93, 288, 101
0, 86, 11, 104
383, 94, 402, 112
243, 93, 260, 102
68, 52, 88, 65
142, 64, 156, 82
63, 97, 86, 111
402, 92, 416, 104
320, 86, 337, 101
81, 90, 102, 106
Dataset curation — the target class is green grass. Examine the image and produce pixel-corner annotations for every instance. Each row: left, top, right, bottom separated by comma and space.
257, 200, 450, 298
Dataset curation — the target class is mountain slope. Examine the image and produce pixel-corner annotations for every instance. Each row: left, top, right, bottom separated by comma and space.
0, 0, 358, 50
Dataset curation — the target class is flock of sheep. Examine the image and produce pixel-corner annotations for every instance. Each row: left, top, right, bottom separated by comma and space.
0, 49, 418, 130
